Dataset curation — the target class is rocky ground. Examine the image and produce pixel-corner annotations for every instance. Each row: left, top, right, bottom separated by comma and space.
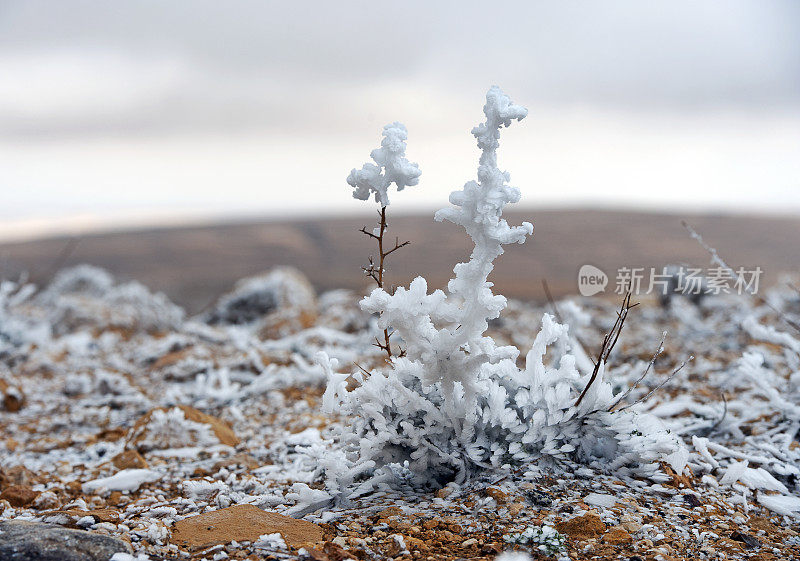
1, 264, 800, 560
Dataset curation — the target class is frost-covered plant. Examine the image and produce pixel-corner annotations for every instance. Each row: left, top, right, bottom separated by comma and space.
504, 525, 566, 556
362, 87, 531, 393
0, 277, 48, 355
321, 86, 686, 492
349, 122, 421, 357
735, 315, 800, 451
205, 267, 317, 337
130, 407, 220, 451
495, 553, 535, 561
39, 265, 184, 335
38, 264, 115, 303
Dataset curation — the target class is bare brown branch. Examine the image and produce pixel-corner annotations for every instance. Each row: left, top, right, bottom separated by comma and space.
541, 279, 563, 324
359, 226, 380, 240
575, 291, 637, 407
358, 204, 410, 360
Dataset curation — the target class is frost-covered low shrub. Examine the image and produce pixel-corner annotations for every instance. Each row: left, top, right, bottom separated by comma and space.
0, 277, 49, 356
40, 265, 184, 335
320, 86, 687, 493
38, 264, 115, 303
128, 406, 223, 451
316, 289, 372, 334
205, 267, 317, 338
713, 307, 800, 488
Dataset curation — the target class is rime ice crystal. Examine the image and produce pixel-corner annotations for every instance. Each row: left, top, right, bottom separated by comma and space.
347, 122, 421, 207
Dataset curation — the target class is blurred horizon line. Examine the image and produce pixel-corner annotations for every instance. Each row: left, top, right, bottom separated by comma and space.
2, 203, 800, 245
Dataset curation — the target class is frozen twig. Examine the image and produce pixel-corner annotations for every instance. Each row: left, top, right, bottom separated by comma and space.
541, 279, 563, 324
684, 220, 799, 334
360, 206, 410, 359
349, 122, 420, 360
617, 355, 694, 412
682, 220, 733, 272
575, 291, 638, 407
707, 391, 728, 434
608, 330, 667, 411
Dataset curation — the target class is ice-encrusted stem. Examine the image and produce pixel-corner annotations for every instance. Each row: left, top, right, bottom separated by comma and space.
348, 122, 421, 358
435, 86, 533, 357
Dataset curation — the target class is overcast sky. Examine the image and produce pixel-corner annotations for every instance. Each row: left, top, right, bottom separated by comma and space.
1, 1, 798, 240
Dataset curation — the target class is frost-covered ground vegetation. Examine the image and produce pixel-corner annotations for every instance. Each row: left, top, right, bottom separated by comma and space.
321, 87, 686, 492
0, 88, 799, 560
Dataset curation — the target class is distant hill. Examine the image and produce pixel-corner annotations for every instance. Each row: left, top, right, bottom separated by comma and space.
1, 209, 798, 313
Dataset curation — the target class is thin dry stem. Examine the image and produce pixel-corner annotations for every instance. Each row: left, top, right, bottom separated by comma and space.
616, 355, 694, 412
353, 361, 372, 378
708, 391, 728, 434
684, 220, 800, 334
360, 206, 410, 359
608, 330, 667, 412
541, 279, 563, 324
575, 291, 638, 407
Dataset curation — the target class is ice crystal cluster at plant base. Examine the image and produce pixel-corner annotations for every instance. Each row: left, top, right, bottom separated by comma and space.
321, 86, 687, 493
504, 525, 566, 556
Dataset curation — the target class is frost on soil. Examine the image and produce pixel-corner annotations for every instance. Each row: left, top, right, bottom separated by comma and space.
1, 87, 800, 560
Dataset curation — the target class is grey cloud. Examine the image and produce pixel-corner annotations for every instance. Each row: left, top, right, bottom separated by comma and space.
0, 0, 798, 139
